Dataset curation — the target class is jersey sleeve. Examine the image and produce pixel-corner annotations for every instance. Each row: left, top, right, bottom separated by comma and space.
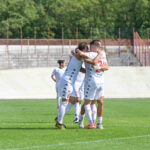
51, 69, 56, 76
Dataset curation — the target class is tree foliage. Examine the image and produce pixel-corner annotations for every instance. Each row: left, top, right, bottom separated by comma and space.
0, 0, 149, 38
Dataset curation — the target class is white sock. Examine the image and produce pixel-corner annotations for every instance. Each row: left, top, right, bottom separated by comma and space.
84, 104, 93, 124
79, 104, 81, 112
91, 104, 97, 124
74, 102, 80, 118
98, 117, 103, 125
57, 97, 61, 106
58, 101, 68, 124
65, 102, 73, 114
79, 114, 85, 122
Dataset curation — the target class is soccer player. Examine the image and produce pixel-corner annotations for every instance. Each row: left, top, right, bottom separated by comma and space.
51, 60, 66, 110
76, 40, 108, 129
65, 70, 85, 123
55, 42, 88, 129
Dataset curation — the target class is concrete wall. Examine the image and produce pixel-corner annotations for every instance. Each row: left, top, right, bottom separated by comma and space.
105, 67, 150, 98
0, 67, 150, 99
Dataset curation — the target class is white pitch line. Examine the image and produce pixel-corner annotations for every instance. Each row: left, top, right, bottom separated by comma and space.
3, 134, 150, 150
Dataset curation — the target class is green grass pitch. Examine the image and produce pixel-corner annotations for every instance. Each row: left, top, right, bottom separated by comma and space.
0, 99, 150, 150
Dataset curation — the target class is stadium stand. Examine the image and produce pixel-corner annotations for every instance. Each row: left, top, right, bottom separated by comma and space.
0, 39, 142, 69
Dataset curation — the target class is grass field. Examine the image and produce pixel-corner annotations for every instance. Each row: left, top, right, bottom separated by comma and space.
0, 99, 150, 150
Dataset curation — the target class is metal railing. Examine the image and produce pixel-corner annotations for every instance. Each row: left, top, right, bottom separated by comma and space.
133, 32, 150, 66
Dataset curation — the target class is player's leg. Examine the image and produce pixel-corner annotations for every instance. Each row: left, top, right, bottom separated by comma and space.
84, 81, 97, 129
56, 84, 61, 110
56, 98, 68, 129
65, 86, 78, 123
73, 98, 81, 123
70, 83, 82, 123
66, 84, 77, 115
65, 96, 75, 114
56, 81, 72, 129
79, 100, 97, 128
97, 96, 104, 129
56, 96, 61, 110
91, 100, 97, 126
72, 82, 81, 123
84, 99, 95, 129
96, 84, 104, 129
78, 103, 85, 128
78, 85, 85, 127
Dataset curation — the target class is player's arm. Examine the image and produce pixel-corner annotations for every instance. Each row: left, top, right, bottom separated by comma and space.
101, 62, 109, 71
51, 69, 56, 82
51, 75, 56, 82
84, 58, 95, 65
76, 49, 89, 59
71, 49, 83, 60
93, 61, 109, 71
84, 50, 102, 65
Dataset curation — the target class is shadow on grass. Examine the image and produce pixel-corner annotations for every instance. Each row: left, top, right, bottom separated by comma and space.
0, 124, 79, 130
0, 121, 82, 130
0, 127, 62, 130
0, 127, 80, 130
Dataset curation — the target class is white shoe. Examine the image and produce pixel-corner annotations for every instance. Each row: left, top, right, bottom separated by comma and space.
78, 120, 84, 128
96, 123, 104, 129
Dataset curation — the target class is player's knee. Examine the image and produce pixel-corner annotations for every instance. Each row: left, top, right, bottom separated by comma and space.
62, 98, 68, 102
91, 100, 96, 105
69, 99, 74, 104
69, 96, 76, 104
84, 100, 91, 105
97, 100, 103, 105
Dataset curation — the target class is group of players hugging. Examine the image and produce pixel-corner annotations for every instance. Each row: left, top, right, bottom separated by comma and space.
51, 40, 109, 129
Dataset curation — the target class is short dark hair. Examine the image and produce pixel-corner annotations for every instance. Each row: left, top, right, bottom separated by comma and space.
90, 40, 101, 48
78, 42, 88, 51
57, 60, 65, 65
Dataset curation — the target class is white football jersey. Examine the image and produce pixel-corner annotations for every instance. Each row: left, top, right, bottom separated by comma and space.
51, 67, 66, 82
85, 51, 107, 84
62, 56, 83, 83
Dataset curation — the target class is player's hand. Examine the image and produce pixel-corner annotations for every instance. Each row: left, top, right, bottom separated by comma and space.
93, 65, 101, 70
75, 48, 79, 53
71, 50, 76, 56
76, 97, 81, 102
76, 49, 81, 55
